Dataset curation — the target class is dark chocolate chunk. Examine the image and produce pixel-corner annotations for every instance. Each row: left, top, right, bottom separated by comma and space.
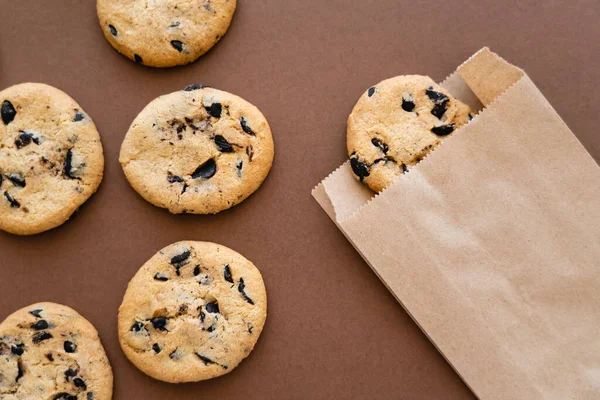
205, 103, 222, 118
108, 24, 118, 36
11, 343, 24, 356
7, 174, 25, 188
73, 377, 87, 390
402, 164, 409, 173
65, 368, 77, 380
171, 40, 184, 52
29, 309, 43, 318
431, 124, 455, 136
31, 320, 49, 330
64, 149, 77, 179
236, 161, 243, 176
468, 113, 474, 121
32, 331, 53, 343
134, 54, 143, 64
426, 87, 450, 119
131, 321, 146, 332
193, 265, 201, 276
1, 100, 16, 125
167, 173, 184, 183
402, 97, 416, 112
431, 101, 449, 119
205, 302, 219, 314
15, 131, 39, 149
46, 353, 54, 361
248, 323, 253, 334
246, 145, 254, 162
64, 341, 76, 353
53, 393, 77, 400
152, 343, 161, 353
371, 138, 388, 154
87, 392, 94, 400
151, 317, 168, 331
169, 349, 179, 359
199, 310, 206, 324
154, 273, 169, 281
214, 135, 233, 152
367, 87, 376, 97
171, 250, 191, 266
238, 278, 255, 305
240, 117, 255, 135
184, 84, 207, 92
350, 155, 370, 181
223, 265, 233, 283
196, 353, 227, 369
4, 191, 20, 208
206, 324, 216, 332
191, 159, 217, 179
73, 111, 85, 122
16, 360, 23, 381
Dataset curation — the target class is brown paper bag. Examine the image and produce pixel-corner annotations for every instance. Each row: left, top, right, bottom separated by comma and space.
312, 48, 600, 399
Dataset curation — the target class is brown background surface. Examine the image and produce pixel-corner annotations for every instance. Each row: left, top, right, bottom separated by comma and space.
1, 1, 598, 399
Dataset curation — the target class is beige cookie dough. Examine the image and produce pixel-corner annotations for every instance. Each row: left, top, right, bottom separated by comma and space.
119, 84, 274, 214
0, 83, 104, 235
118, 241, 267, 383
0, 302, 113, 399
347, 75, 471, 192
97, 0, 237, 67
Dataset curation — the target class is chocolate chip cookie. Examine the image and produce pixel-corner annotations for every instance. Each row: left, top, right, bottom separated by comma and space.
0, 302, 113, 399
347, 75, 472, 192
97, 0, 237, 67
118, 241, 267, 383
0, 83, 104, 235
119, 84, 274, 214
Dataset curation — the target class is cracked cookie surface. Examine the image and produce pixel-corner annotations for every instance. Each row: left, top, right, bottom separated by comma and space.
118, 241, 267, 383
347, 75, 471, 192
0, 83, 104, 235
119, 85, 274, 214
0, 302, 113, 399
97, 0, 237, 68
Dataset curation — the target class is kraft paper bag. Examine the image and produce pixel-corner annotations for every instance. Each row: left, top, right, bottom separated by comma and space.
312, 48, 600, 399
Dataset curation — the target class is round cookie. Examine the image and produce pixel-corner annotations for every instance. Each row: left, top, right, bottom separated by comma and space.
0, 302, 113, 399
118, 241, 267, 383
119, 84, 274, 214
347, 75, 472, 192
97, 0, 237, 68
0, 83, 104, 235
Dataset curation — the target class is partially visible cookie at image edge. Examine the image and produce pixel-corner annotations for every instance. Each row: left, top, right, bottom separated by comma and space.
0, 83, 104, 235
347, 75, 472, 192
97, 0, 237, 67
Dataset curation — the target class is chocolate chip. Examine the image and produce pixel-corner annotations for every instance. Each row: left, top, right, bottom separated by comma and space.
402, 97, 416, 112
151, 317, 168, 331
371, 138, 388, 154
64, 149, 77, 179
16, 360, 23, 381
64, 341, 76, 353
46, 353, 54, 361
169, 349, 179, 359
248, 323, 253, 334
171, 250, 191, 266
65, 368, 77, 380
171, 40, 184, 52
431, 101, 449, 119
236, 161, 243, 176
134, 54, 143, 64
7, 174, 25, 188
4, 191, 20, 208
191, 159, 217, 179
214, 135, 233, 152
402, 164, 409, 173
73, 111, 85, 122
468, 113, 473, 121
367, 87, 376, 97
108, 24, 118, 36
170, 22, 180, 28
238, 278, 255, 305
426, 87, 450, 119
193, 265, 201, 276
29, 309, 43, 318
152, 343, 161, 353
1, 100, 16, 125
87, 393, 94, 400
131, 321, 146, 332
11, 344, 24, 356
32, 331, 52, 343
31, 320, 49, 330
53, 393, 77, 400
206, 324, 216, 332
15, 131, 39, 149
350, 155, 370, 181
205, 302, 219, 314
73, 378, 87, 390
223, 265, 233, 283
205, 103, 222, 118
154, 273, 169, 281
431, 124, 455, 136
184, 84, 207, 92
200, 310, 206, 324
167, 173, 184, 183
245, 145, 254, 162
196, 354, 227, 369
240, 117, 255, 135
